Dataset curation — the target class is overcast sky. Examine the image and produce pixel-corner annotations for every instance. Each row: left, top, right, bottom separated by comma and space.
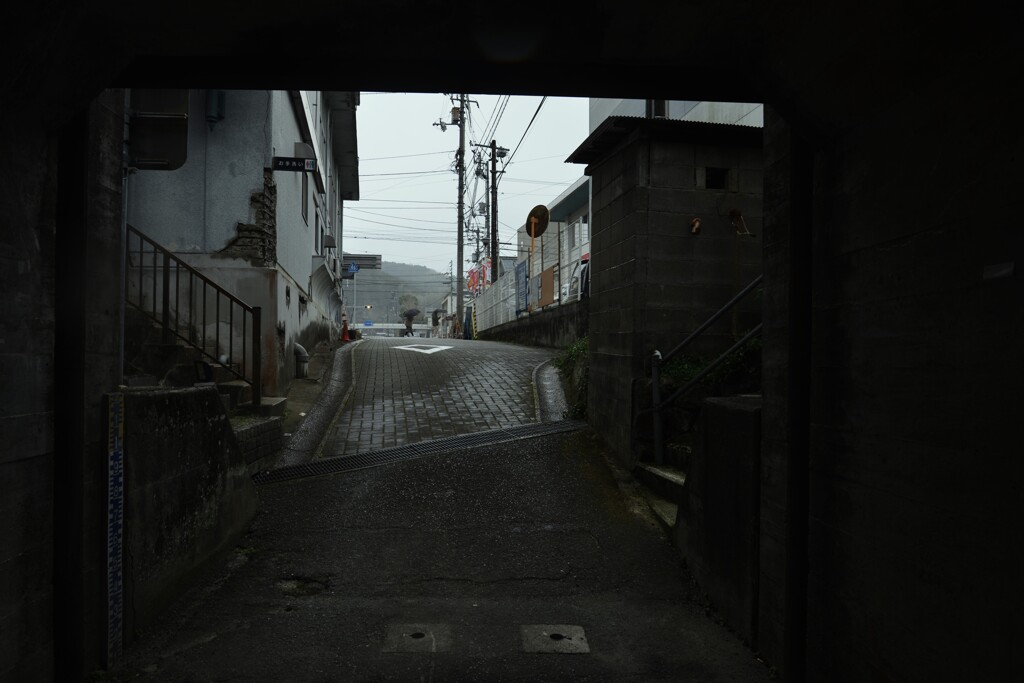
349, 92, 590, 275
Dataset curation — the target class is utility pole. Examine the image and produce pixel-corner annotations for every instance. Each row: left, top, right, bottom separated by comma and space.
472, 139, 507, 284
436, 94, 468, 327
490, 139, 501, 283
456, 94, 466, 326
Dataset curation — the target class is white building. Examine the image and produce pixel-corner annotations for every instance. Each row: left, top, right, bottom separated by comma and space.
589, 98, 763, 131
126, 89, 359, 397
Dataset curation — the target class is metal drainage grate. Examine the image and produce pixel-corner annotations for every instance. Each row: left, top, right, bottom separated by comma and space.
253, 420, 588, 485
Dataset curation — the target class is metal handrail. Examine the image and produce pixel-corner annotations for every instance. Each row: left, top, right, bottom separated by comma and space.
647, 274, 763, 465
125, 224, 262, 406
661, 274, 762, 365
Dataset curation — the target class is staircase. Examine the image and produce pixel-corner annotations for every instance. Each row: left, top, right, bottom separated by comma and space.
631, 275, 764, 532
124, 306, 287, 416
124, 225, 285, 417
634, 462, 687, 533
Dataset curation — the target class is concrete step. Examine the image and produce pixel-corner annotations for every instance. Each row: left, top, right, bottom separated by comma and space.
192, 359, 243, 384
124, 374, 160, 387
634, 462, 687, 504
638, 486, 678, 535
217, 380, 252, 409
258, 396, 287, 418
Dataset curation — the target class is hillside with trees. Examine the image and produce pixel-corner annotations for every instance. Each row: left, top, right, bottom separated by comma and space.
342, 261, 449, 326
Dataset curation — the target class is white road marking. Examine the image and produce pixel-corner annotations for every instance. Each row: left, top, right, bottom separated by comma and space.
394, 345, 453, 354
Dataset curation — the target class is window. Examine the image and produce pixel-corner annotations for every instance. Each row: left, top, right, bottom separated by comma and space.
315, 212, 321, 254
646, 99, 667, 118
705, 167, 729, 190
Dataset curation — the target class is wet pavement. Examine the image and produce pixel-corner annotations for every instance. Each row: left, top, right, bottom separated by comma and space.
108, 338, 771, 682
322, 338, 560, 456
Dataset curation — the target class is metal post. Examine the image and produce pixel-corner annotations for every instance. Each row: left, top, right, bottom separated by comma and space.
251, 306, 262, 408
651, 350, 664, 466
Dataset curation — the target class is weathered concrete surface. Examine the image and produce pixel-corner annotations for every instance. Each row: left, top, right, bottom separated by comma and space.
675, 395, 762, 649
274, 341, 356, 468
479, 299, 587, 350
109, 430, 772, 682
122, 386, 259, 641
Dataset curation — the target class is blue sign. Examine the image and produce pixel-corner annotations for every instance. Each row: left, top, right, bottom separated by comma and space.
348, 262, 360, 273
107, 393, 125, 663
364, 320, 373, 326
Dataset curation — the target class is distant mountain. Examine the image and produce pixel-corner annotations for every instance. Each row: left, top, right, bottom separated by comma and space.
343, 261, 449, 325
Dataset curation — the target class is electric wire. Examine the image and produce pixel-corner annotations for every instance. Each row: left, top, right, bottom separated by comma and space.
346, 207, 456, 224
360, 150, 453, 161
499, 96, 547, 183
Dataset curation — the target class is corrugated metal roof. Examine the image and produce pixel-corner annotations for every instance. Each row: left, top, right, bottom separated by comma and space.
566, 116, 763, 166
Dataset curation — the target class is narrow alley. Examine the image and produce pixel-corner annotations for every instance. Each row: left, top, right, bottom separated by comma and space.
109, 338, 771, 682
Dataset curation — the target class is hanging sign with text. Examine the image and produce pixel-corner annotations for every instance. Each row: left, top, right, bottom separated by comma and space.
272, 157, 317, 172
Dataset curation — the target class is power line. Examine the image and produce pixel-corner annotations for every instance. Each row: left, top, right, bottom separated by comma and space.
345, 235, 457, 245
346, 217, 457, 232
360, 169, 451, 178
350, 205, 454, 211
354, 198, 453, 205
500, 96, 547, 182
481, 95, 511, 146
360, 150, 453, 161
500, 176, 578, 186
346, 207, 456, 224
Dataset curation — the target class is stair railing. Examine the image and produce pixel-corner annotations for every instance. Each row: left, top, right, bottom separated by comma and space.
125, 224, 262, 407
647, 274, 763, 466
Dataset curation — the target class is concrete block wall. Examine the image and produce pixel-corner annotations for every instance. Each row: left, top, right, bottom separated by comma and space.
122, 386, 259, 640
643, 137, 762, 358
478, 300, 584, 349
234, 416, 284, 465
795, 70, 1020, 682
0, 113, 58, 682
587, 140, 644, 457
585, 123, 763, 462
675, 396, 762, 647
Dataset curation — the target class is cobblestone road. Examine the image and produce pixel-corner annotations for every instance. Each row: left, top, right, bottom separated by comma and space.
321, 337, 559, 457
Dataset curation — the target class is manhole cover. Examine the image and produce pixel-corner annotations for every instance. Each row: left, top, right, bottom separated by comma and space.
381, 623, 452, 652
520, 624, 590, 654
